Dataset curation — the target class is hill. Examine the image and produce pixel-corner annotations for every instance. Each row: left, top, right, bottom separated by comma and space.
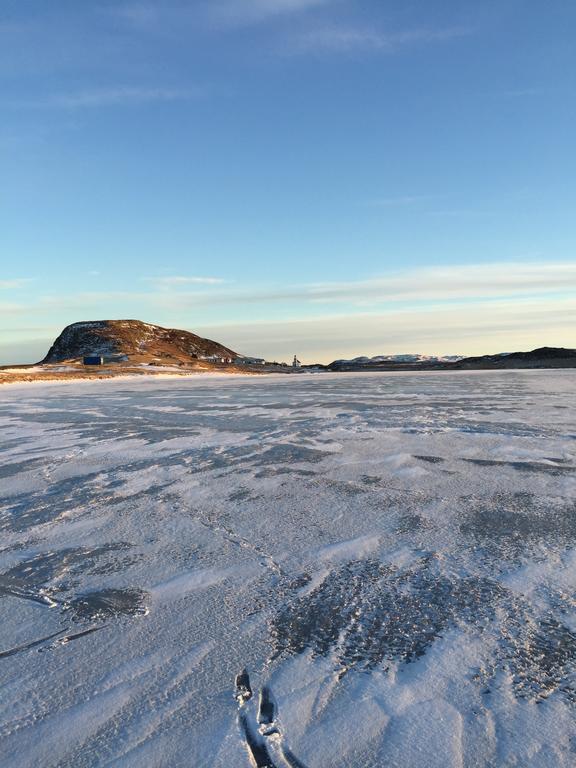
40, 320, 238, 365
450, 346, 576, 369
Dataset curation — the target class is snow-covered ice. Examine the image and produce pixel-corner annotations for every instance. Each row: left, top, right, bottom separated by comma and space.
1, 370, 576, 767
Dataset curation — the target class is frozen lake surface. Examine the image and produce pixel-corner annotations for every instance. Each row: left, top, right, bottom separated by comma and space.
1, 371, 576, 767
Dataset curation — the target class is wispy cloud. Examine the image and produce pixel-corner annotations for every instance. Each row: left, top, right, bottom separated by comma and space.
33, 87, 199, 110
0, 278, 33, 289
366, 195, 440, 208
112, 3, 161, 27
142, 275, 227, 288
291, 25, 470, 54
0, 302, 27, 316
425, 209, 493, 218
114, 0, 333, 30
503, 87, 543, 97
207, 0, 334, 26
157, 261, 576, 307
300, 262, 576, 305
38, 261, 575, 310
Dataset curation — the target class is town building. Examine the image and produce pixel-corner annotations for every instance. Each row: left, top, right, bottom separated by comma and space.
236, 356, 266, 365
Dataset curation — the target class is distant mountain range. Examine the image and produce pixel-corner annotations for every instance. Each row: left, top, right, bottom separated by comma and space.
328, 347, 576, 371
332, 354, 465, 366
41, 320, 238, 365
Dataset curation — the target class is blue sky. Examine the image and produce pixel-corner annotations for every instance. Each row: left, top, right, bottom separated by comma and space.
1, 0, 575, 364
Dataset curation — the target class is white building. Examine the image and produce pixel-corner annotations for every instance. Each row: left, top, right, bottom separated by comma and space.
236, 356, 266, 365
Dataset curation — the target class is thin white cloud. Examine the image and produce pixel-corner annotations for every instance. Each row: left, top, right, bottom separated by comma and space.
114, 0, 334, 30
34, 262, 576, 311
426, 209, 493, 218
142, 275, 227, 287
0, 302, 27, 316
113, 3, 161, 27
291, 25, 470, 54
42, 87, 198, 109
208, 0, 334, 25
150, 261, 576, 307
500, 87, 547, 98
366, 195, 440, 208
0, 278, 33, 289
301, 262, 576, 305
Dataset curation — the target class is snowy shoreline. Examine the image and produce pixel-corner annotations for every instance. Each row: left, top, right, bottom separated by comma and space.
1, 364, 572, 391
0, 369, 261, 388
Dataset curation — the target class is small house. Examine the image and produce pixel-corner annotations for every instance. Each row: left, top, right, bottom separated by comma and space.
236, 357, 266, 365
83, 355, 104, 366
199, 354, 234, 364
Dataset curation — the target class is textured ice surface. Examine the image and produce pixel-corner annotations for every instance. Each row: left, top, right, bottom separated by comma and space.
1, 371, 576, 767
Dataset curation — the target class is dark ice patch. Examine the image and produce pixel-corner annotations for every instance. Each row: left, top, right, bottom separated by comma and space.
360, 475, 381, 485
0, 472, 126, 533
228, 488, 255, 501
254, 468, 317, 479
272, 558, 503, 671
272, 555, 576, 704
506, 615, 576, 703
322, 479, 366, 496
505, 609, 576, 703
414, 455, 445, 464
475, 607, 576, 704
86, 553, 144, 576
460, 493, 576, 557
463, 458, 576, 476
257, 444, 329, 465
396, 513, 432, 534
0, 544, 133, 606
66, 588, 148, 621
0, 456, 48, 479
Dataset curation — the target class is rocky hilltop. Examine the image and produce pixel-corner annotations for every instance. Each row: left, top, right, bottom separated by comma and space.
41, 320, 238, 365
450, 346, 576, 370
